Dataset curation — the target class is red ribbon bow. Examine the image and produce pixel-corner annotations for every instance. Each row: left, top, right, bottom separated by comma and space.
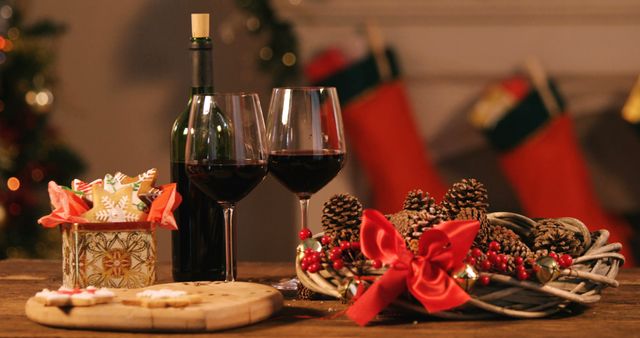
346, 209, 479, 326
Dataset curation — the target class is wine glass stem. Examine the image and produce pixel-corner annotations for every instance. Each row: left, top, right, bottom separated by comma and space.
222, 203, 237, 282
299, 197, 310, 230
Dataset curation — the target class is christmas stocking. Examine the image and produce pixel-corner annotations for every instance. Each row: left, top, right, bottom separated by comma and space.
473, 75, 636, 265
307, 49, 447, 213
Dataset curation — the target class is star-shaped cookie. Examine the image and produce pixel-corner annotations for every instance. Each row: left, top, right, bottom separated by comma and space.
82, 184, 147, 222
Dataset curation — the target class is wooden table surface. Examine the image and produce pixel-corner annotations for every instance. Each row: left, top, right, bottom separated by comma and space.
1, 259, 639, 337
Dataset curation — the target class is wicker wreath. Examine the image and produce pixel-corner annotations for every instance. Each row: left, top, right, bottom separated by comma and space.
296, 212, 623, 319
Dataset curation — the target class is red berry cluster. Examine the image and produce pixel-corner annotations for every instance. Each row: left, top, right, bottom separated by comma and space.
299, 229, 368, 273
326, 238, 362, 270
468, 241, 574, 286
299, 228, 312, 241
300, 248, 322, 273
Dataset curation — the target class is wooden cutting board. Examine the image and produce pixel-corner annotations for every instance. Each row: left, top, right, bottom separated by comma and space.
24, 281, 283, 332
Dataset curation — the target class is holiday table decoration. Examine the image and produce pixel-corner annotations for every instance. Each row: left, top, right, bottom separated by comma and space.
295, 179, 623, 325
37, 169, 181, 289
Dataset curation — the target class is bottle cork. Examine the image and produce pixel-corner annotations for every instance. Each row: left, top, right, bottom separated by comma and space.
191, 13, 209, 38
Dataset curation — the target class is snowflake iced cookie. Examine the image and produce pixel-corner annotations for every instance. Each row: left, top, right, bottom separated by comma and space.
104, 168, 158, 212
82, 184, 147, 222
34, 286, 115, 307
122, 289, 202, 308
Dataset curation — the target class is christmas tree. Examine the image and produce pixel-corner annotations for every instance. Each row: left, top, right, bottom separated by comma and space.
0, 1, 84, 259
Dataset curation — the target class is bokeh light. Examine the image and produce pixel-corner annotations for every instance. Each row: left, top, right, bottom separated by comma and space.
259, 46, 273, 61
282, 52, 296, 66
31, 168, 44, 182
6, 177, 20, 191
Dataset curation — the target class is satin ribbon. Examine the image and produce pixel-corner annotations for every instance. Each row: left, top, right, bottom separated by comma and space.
346, 209, 479, 326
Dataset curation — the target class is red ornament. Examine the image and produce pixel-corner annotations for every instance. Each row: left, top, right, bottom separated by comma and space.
372, 259, 382, 269
514, 256, 524, 266
321, 235, 332, 245
304, 248, 314, 255
548, 252, 559, 261
489, 241, 501, 252
299, 228, 312, 241
351, 241, 361, 250
480, 259, 492, 271
333, 259, 344, 270
517, 270, 529, 281
471, 248, 483, 258
498, 262, 508, 272
516, 265, 527, 273
559, 254, 573, 268
300, 260, 309, 271
479, 275, 490, 286
340, 241, 351, 250
497, 254, 507, 265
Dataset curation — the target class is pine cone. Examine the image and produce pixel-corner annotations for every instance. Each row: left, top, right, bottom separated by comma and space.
297, 282, 319, 300
532, 219, 584, 256
389, 209, 445, 252
441, 178, 489, 219
403, 189, 435, 212
321, 194, 363, 238
335, 228, 359, 243
491, 225, 532, 258
455, 207, 490, 248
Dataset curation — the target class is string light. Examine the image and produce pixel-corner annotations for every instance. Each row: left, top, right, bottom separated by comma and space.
0, 39, 13, 52
281, 52, 297, 66
259, 46, 273, 61
219, 23, 235, 44
7, 27, 19, 40
246, 16, 260, 32
25, 89, 53, 111
0, 5, 12, 19
0, 204, 6, 226
31, 168, 44, 182
8, 202, 21, 216
7, 177, 20, 191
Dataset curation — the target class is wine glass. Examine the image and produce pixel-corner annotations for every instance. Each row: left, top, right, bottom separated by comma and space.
266, 87, 346, 240
185, 93, 268, 282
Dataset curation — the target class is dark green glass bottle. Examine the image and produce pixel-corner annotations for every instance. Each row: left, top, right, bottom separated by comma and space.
170, 14, 225, 281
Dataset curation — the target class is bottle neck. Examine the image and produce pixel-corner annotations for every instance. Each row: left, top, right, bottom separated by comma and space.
190, 37, 214, 95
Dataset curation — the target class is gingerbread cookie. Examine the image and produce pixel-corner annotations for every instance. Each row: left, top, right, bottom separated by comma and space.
123, 289, 202, 308
104, 169, 158, 212
82, 184, 147, 222
34, 286, 115, 307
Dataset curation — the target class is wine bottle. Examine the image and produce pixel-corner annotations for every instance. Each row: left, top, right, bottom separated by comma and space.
170, 13, 226, 281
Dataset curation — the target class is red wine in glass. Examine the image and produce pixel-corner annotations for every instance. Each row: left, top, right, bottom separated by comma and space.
187, 161, 268, 203
268, 150, 345, 198
266, 87, 346, 234
185, 93, 268, 282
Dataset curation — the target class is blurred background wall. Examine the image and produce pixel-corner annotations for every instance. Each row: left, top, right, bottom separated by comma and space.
12, 0, 640, 262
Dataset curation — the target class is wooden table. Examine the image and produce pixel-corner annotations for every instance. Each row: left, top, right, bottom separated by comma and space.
1, 259, 639, 337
